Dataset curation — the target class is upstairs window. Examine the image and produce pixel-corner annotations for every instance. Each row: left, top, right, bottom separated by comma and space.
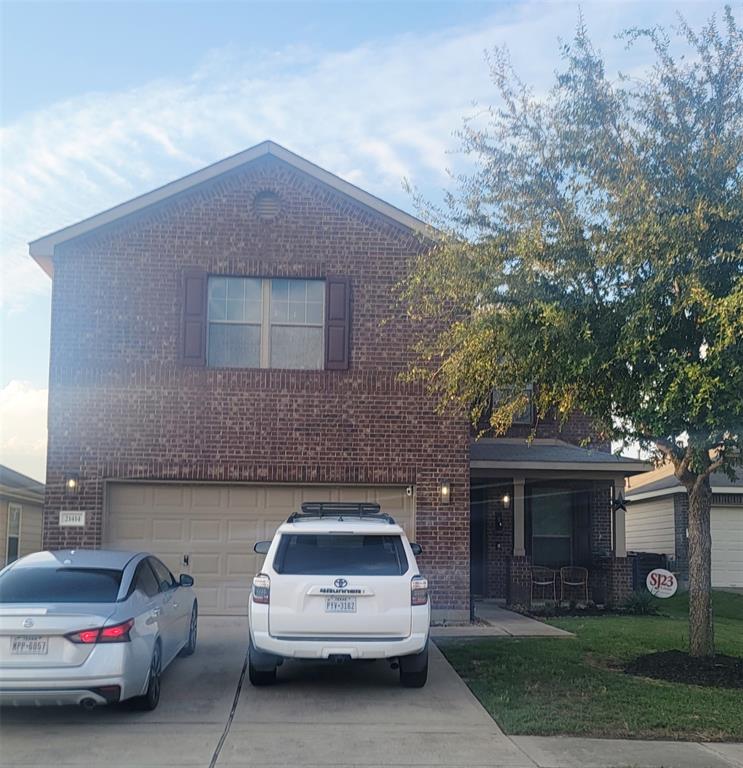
206, 277, 325, 370
492, 383, 534, 425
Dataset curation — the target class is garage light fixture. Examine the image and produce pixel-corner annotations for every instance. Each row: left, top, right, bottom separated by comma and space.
439, 480, 451, 504
64, 473, 80, 496
501, 493, 511, 509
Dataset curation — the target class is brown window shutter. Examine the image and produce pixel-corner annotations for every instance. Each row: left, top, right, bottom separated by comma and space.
325, 277, 351, 370
180, 267, 207, 367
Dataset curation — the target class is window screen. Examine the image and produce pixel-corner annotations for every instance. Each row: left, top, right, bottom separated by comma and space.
206, 277, 324, 369
531, 487, 573, 567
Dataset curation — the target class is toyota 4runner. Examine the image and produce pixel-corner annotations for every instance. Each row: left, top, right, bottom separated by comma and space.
248, 502, 430, 687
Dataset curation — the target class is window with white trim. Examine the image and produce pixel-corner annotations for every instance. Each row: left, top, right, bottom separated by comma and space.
6, 503, 21, 565
206, 277, 325, 370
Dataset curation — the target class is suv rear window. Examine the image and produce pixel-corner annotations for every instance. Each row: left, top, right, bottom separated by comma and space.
0, 567, 123, 603
273, 534, 409, 576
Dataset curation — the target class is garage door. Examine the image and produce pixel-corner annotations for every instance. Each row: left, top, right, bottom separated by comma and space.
711, 505, 743, 588
105, 483, 415, 615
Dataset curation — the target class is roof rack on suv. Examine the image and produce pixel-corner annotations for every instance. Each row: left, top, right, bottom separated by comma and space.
287, 502, 396, 524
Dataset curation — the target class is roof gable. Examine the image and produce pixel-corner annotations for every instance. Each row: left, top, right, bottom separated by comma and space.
29, 140, 432, 277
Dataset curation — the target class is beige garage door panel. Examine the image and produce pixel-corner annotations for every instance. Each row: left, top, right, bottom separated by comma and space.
711, 505, 743, 588
106, 483, 414, 615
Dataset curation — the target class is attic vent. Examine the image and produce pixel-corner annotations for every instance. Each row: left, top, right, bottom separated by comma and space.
253, 191, 281, 220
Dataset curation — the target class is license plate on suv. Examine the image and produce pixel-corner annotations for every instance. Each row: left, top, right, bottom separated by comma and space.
11, 635, 48, 655
325, 597, 356, 613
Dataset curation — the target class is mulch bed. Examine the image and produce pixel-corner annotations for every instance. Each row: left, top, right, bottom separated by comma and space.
625, 650, 743, 688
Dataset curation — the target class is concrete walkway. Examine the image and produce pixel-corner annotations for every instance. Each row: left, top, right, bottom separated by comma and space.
511, 736, 743, 768
431, 602, 573, 638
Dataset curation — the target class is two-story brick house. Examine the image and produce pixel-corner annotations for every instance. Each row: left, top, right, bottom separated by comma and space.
30, 141, 646, 617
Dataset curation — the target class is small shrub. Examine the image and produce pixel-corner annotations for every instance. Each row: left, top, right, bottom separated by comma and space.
624, 589, 660, 615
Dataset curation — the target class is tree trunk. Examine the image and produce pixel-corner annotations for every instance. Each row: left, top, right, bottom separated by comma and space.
686, 477, 714, 658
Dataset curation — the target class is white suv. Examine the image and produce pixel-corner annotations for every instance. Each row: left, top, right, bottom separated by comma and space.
248, 502, 430, 688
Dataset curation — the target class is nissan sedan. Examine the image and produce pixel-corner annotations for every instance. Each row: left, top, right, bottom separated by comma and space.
0, 549, 197, 710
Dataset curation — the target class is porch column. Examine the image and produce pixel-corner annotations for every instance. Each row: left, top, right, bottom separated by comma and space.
613, 475, 627, 558
513, 476, 526, 556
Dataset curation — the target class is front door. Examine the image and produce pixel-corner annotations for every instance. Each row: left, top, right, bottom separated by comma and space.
470, 488, 487, 596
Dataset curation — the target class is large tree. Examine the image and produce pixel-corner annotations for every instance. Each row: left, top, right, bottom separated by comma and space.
403, 8, 742, 657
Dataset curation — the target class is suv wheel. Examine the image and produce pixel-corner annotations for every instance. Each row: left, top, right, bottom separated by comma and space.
399, 643, 428, 688
248, 638, 277, 686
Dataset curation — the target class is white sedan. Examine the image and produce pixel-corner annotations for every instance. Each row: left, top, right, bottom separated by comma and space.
0, 549, 198, 710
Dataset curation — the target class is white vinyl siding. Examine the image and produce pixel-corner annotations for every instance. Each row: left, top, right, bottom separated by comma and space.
625, 498, 676, 556
0, 500, 42, 568
711, 504, 743, 588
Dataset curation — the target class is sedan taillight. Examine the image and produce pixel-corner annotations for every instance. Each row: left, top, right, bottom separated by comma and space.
411, 575, 428, 606
66, 618, 134, 644
252, 574, 271, 605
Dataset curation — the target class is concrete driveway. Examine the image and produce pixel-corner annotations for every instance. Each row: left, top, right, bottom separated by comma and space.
0, 617, 531, 768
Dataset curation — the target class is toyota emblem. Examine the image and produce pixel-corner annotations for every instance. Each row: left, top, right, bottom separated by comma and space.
22, 618, 34, 629
334, 578, 348, 589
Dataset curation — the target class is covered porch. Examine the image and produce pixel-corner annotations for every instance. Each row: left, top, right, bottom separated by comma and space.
470, 439, 649, 607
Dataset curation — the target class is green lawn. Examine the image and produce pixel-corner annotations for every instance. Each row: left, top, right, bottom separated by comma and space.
440, 591, 743, 741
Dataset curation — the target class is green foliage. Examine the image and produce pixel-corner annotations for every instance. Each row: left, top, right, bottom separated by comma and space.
402, 8, 743, 475
623, 589, 660, 615
440, 590, 743, 740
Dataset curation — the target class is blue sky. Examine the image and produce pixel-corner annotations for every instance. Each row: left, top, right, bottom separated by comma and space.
0, 0, 725, 479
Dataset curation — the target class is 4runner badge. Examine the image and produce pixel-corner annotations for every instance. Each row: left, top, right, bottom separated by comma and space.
334, 578, 348, 588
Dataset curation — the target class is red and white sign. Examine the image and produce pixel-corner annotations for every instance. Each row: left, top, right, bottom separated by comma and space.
646, 568, 678, 598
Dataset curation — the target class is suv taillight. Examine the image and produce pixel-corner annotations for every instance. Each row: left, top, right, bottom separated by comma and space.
66, 618, 134, 644
252, 573, 271, 605
411, 575, 428, 606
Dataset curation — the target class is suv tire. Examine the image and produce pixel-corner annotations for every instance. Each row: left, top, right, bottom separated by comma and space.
248, 638, 277, 686
399, 643, 428, 688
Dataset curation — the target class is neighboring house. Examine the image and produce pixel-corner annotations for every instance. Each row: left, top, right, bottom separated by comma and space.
29, 140, 647, 617
626, 464, 743, 589
0, 465, 44, 568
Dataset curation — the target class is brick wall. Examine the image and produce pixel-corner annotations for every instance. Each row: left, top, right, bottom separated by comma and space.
43, 155, 471, 611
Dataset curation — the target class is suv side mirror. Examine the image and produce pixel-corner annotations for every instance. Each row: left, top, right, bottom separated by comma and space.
254, 541, 271, 555
410, 543, 422, 556
179, 573, 194, 587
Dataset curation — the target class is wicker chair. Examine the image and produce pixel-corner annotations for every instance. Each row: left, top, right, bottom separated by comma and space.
560, 566, 589, 602
530, 566, 557, 603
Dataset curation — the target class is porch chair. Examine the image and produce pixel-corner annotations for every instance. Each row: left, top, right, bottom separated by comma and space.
530, 566, 557, 603
560, 566, 589, 602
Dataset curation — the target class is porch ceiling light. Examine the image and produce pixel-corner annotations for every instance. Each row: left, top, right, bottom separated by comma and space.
439, 480, 451, 504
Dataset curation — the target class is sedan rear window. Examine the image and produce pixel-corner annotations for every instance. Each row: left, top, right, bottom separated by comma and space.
273, 534, 409, 575
0, 568, 123, 603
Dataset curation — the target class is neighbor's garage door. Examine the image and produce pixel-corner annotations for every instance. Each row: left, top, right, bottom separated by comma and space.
711, 504, 743, 589
105, 483, 415, 615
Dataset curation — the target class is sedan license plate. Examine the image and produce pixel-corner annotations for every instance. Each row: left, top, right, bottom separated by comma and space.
11, 635, 48, 655
325, 596, 356, 613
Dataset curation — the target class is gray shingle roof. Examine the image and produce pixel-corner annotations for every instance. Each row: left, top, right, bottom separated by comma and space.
626, 469, 742, 498
470, 440, 648, 473
0, 464, 45, 500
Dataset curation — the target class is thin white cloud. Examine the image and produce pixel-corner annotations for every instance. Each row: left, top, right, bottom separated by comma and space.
0, 1, 721, 314
0, 380, 47, 482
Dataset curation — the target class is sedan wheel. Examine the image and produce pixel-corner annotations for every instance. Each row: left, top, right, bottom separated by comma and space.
179, 603, 198, 657
132, 642, 162, 711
